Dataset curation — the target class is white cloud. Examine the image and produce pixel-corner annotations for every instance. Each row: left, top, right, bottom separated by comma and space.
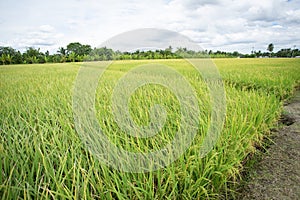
0, 0, 299, 53
39, 25, 55, 32
3, 25, 64, 53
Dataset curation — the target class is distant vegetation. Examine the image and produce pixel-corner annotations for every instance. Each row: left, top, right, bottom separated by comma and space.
1, 42, 300, 65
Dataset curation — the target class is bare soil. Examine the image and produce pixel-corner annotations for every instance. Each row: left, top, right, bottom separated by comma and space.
238, 91, 300, 200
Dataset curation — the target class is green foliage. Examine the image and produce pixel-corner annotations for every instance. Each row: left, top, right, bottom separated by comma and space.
276, 48, 300, 57
267, 43, 274, 53
66, 42, 92, 56
22, 47, 45, 64
0, 47, 22, 64
89, 47, 114, 61
1, 59, 299, 199
57, 47, 67, 56
1, 43, 299, 66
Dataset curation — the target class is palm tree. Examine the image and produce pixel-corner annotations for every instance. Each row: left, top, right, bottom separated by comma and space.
68, 52, 76, 62
6, 54, 12, 64
292, 45, 296, 57
1, 54, 6, 65
267, 43, 274, 57
57, 47, 67, 56
57, 47, 67, 62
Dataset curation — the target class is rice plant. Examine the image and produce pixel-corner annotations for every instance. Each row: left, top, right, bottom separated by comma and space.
1, 59, 299, 199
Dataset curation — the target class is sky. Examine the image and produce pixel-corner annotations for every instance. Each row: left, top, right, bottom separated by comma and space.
0, 0, 299, 54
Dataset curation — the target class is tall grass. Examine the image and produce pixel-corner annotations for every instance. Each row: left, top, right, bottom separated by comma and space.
1, 59, 299, 199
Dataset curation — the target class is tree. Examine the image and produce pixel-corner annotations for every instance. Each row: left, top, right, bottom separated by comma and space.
232, 51, 240, 57
66, 42, 81, 55
0, 46, 16, 56
0, 46, 23, 64
90, 47, 114, 61
22, 47, 47, 64
57, 47, 67, 62
68, 52, 76, 62
14, 51, 22, 64
6, 54, 12, 64
66, 42, 92, 56
1, 54, 6, 65
57, 47, 67, 56
267, 43, 274, 57
292, 45, 296, 57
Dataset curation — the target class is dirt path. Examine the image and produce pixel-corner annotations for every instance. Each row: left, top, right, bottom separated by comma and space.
239, 91, 300, 200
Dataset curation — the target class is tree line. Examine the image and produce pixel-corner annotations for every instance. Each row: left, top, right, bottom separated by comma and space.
1, 42, 299, 65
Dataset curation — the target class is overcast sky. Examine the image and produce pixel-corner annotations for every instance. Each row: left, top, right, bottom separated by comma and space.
0, 0, 299, 53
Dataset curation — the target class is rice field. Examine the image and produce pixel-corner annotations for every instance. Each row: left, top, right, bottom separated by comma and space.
1, 58, 299, 199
